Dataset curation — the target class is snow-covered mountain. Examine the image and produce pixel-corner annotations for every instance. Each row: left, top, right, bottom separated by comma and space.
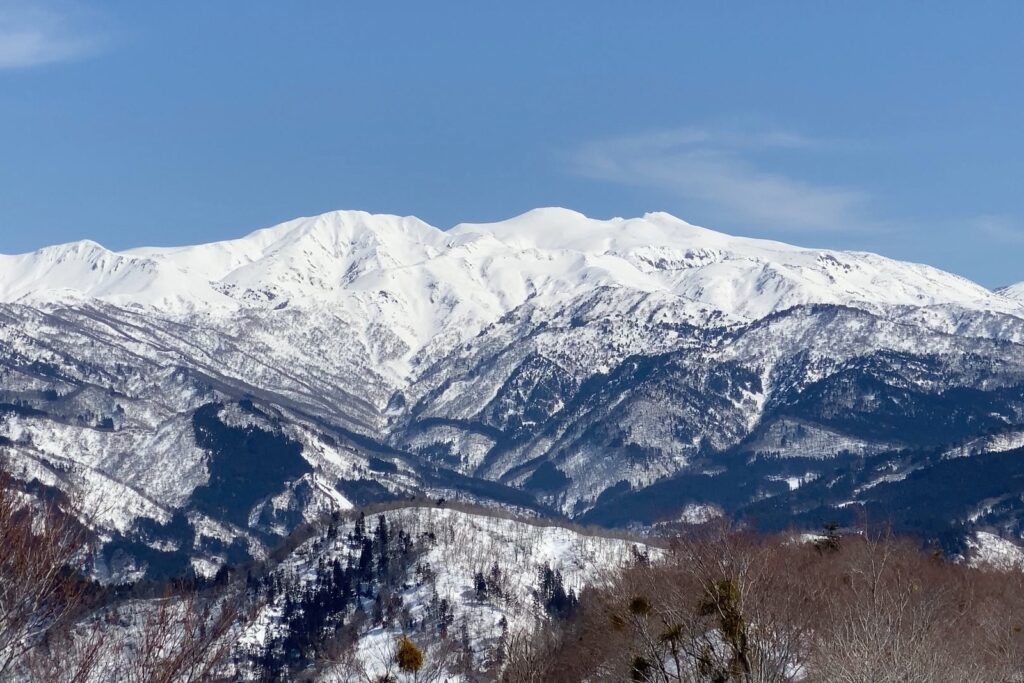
3, 208, 1018, 333
1000, 281, 1024, 303
2, 208, 1024, 576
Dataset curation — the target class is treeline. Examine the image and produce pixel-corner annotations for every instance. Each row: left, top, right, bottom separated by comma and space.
502, 524, 1024, 683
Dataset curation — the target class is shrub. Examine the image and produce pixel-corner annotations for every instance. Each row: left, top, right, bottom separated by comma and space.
396, 636, 424, 674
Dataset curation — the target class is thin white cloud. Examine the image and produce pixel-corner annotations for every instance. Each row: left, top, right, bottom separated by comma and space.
568, 126, 869, 232
970, 214, 1024, 246
0, 1, 103, 69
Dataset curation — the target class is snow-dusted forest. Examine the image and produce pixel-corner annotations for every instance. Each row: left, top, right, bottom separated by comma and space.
3, 471, 1024, 682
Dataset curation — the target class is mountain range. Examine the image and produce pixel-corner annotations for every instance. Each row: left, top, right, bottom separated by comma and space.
2, 208, 1023, 579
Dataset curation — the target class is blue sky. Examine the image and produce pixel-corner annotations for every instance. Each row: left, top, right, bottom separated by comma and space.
1, 2, 1022, 287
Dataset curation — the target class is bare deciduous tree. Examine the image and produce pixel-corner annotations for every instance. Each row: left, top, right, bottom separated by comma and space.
504, 523, 1024, 683
103, 589, 243, 683
0, 473, 93, 678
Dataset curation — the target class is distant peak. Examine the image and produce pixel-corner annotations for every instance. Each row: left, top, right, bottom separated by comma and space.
513, 207, 590, 221
242, 209, 442, 241
642, 210, 687, 223
38, 238, 108, 254
27, 239, 145, 264
998, 282, 1024, 301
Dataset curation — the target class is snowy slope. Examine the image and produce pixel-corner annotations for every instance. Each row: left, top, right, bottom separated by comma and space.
0, 240, 233, 311
242, 505, 655, 680
373, 506, 649, 629
451, 208, 1017, 320
966, 531, 1024, 571
3, 209, 1020, 367
1000, 282, 1024, 303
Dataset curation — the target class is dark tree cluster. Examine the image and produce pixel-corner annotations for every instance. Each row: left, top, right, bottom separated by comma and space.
535, 562, 578, 620
473, 561, 506, 603
247, 512, 427, 679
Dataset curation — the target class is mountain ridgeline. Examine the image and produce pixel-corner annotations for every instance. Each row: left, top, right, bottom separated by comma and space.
1, 208, 1024, 577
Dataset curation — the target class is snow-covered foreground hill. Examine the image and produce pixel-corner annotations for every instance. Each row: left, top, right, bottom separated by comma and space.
70, 505, 1023, 682
235, 504, 655, 680
28, 501, 1019, 683
2, 208, 1024, 576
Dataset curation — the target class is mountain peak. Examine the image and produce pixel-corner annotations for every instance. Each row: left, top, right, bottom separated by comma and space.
1, 209, 1019, 334
1000, 282, 1024, 302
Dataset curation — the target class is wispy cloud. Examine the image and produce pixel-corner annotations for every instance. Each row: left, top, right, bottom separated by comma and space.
0, 1, 104, 69
969, 214, 1024, 246
568, 126, 870, 233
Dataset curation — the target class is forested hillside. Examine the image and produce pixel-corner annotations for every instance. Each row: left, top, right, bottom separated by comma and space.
2, 468, 1024, 682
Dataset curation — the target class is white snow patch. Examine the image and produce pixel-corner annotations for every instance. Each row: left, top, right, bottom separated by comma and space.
966, 531, 1024, 571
